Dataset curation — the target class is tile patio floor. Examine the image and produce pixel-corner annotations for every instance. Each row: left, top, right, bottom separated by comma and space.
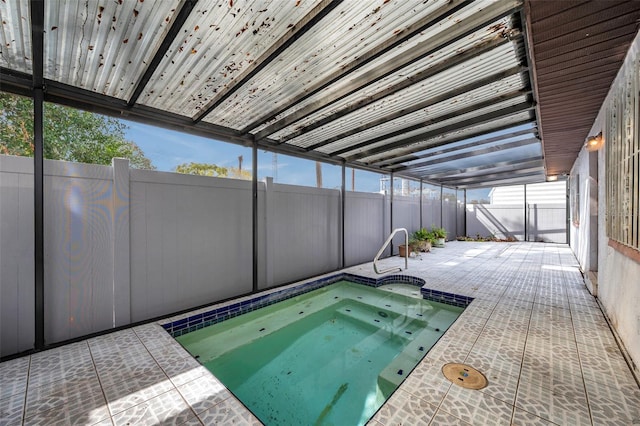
1, 242, 639, 425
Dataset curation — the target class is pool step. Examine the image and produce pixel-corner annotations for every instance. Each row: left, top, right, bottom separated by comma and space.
377, 328, 442, 396
334, 301, 428, 338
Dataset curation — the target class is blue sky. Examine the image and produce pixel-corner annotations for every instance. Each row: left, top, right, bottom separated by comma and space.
123, 119, 384, 192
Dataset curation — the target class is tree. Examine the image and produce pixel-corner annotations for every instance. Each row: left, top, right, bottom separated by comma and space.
174, 162, 251, 180
174, 162, 229, 177
0, 92, 154, 169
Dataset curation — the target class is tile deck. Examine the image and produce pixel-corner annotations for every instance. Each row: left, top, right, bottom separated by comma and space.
1, 242, 639, 425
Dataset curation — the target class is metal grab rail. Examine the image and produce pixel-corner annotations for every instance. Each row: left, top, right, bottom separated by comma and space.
373, 228, 408, 274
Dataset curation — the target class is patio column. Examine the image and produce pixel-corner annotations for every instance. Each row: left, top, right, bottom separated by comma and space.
31, 0, 45, 350
252, 140, 258, 293
341, 162, 346, 268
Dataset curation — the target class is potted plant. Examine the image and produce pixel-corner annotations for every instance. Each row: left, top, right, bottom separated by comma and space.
411, 228, 432, 252
431, 226, 447, 247
398, 238, 418, 257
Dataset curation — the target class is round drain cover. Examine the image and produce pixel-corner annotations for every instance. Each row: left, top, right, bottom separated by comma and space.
441, 363, 488, 390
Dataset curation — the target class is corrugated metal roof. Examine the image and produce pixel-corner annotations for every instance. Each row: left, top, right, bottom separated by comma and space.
0, 0, 32, 73
43, 0, 181, 99
138, 0, 325, 116
207, 0, 489, 130
324, 95, 531, 157
275, 44, 525, 148
12, 0, 616, 189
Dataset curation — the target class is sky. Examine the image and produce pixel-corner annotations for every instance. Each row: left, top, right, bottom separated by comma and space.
122, 119, 385, 192
120, 119, 534, 195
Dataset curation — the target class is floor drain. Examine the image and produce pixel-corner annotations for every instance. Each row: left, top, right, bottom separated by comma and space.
441, 363, 488, 390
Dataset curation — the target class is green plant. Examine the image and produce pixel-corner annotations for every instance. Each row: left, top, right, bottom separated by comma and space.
409, 228, 433, 253
412, 227, 430, 241
408, 237, 420, 249
431, 226, 447, 239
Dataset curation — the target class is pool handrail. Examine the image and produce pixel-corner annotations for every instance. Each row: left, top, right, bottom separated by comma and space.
373, 228, 408, 274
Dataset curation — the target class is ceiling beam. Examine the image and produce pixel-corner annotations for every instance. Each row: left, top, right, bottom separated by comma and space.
300, 62, 526, 151
391, 137, 539, 171
330, 89, 530, 157
454, 171, 545, 188
419, 157, 544, 180
192, 0, 343, 123
436, 166, 545, 184
128, 0, 198, 107
341, 101, 535, 161
373, 126, 537, 167
250, 0, 522, 139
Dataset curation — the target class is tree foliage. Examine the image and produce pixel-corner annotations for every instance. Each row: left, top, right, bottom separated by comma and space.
0, 92, 154, 169
174, 162, 251, 180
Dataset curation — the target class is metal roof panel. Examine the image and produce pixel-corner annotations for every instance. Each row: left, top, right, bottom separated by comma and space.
42, 0, 181, 99
137, 0, 324, 117
0, 0, 32, 73
201, 0, 519, 130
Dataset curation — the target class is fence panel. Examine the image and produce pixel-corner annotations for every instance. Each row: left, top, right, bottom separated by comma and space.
344, 192, 387, 267
528, 203, 567, 243
129, 170, 254, 322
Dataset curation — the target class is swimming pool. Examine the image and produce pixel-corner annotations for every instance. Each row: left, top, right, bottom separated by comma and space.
173, 278, 468, 425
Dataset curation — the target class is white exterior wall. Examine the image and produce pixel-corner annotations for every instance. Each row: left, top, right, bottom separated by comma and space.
570, 148, 597, 272
570, 30, 640, 375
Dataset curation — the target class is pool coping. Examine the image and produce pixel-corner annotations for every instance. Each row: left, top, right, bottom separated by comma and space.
161, 272, 474, 337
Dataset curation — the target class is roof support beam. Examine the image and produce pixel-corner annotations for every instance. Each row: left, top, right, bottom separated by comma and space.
419, 157, 544, 180
192, 0, 343, 123
286, 57, 525, 150
436, 166, 545, 185
374, 126, 537, 167
300, 62, 526, 151
128, 0, 198, 107
454, 171, 545, 188
341, 101, 535, 161
331, 89, 530, 157
391, 137, 539, 172
248, 0, 521, 138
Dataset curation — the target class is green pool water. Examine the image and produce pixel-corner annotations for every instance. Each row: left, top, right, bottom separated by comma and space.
177, 281, 463, 425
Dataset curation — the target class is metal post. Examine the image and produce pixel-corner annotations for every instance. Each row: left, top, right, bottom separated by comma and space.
341, 162, 346, 268
524, 184, 528, 241
566, 178, 570, 244
419, 179, 423, 229
440, 185, 444, 228
252, 141, 258, 292
390, 172, 394, 254
31, 0, 45, 350
463, 189, 467, 237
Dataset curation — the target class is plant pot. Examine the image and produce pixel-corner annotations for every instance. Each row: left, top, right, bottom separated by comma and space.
398, 244, 412, 257
416, 240, 431, 252
435, 237, 445, 248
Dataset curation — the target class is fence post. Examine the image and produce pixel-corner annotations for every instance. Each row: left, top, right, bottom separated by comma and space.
112, 158, 131, 326
265, 177, 274, 288
524, 184, 528, 242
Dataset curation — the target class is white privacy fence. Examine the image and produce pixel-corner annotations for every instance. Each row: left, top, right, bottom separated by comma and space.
1, 155, 470, 356
466, 203, 566, 243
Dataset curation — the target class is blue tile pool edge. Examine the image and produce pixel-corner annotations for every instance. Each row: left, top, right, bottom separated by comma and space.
162, 273, 474, 337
